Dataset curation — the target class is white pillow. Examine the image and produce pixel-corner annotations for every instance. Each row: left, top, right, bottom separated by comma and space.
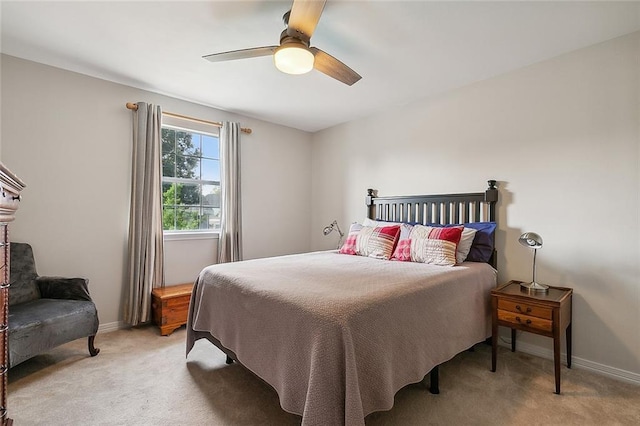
362, 218, 402, 227
457, 227, 478, 263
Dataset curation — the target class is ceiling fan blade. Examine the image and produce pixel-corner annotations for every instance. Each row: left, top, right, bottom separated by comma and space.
287, 0, 326, 41
310, 47, 361, 86
203, 46, 278, 62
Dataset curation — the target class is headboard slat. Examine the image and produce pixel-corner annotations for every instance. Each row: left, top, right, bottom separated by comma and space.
452, 202, 460, 224
416, 203, 423, 224
463, 202, 470, 223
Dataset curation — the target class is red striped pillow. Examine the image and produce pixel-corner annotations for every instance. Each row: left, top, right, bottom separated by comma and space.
355, 225, 401, 260
410, 225, 463, 266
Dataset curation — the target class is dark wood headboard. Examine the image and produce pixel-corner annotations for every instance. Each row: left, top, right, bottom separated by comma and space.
366, 180, 498, 225
365, 180, 499, 266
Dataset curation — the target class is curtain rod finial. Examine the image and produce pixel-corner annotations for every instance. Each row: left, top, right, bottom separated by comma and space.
126, 102, 138, 111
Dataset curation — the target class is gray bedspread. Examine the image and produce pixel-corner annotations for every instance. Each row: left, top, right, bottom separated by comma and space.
186, 250, 497, 425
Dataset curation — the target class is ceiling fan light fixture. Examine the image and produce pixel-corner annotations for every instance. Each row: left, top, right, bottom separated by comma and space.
274, 44, 314, 75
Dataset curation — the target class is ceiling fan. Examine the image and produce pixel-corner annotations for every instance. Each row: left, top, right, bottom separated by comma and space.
203, 0, 361, 86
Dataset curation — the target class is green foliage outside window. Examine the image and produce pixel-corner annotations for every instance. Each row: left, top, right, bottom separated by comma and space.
162, 127, 220, 231
162, 183, 200, 230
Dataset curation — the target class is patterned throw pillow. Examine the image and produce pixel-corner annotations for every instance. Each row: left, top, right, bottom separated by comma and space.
390, 223, 414, 261
338, 223, 363, 255
391, 239, 412, 261
428, 226, 464, 246
355, 225, 401, 260
410, 225, 463, 266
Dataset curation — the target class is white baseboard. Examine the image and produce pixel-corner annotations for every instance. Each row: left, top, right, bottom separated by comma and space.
498, 340, 640, 386
97, 321, 128, 333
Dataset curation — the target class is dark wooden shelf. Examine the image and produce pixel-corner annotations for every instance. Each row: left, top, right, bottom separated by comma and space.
0, 162, 26, 425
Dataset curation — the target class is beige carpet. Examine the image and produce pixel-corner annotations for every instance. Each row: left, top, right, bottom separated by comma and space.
7, 325, 640, 425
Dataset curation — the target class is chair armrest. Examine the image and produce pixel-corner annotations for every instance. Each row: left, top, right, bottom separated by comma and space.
36, 276, 93, 302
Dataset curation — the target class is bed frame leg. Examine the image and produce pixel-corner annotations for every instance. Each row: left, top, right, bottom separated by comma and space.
225, 355, 234, 364
429, 366, 440, 394
421, 365, 440, 394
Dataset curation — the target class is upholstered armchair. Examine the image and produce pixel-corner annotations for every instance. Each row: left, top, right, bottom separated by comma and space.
8, 242, 99, 368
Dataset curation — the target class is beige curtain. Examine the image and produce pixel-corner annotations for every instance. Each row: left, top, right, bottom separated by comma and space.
125, 102, 164, 326
218, 122, 242, 263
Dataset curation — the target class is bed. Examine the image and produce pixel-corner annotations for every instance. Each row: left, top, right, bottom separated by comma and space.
186, 180, 499, 426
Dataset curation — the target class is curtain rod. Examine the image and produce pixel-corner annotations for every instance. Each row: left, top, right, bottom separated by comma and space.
125, 102, 252, 134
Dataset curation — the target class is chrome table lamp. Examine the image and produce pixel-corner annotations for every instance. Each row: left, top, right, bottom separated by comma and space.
518, 232, 549, 293
323, 220, 344, 249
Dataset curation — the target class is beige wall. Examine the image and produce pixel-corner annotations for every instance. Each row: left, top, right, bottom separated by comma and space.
311, 32, 640, 380
1, 30, 638, 384
0, 54, 312, 329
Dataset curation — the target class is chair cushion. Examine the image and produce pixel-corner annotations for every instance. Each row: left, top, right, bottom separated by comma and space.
8, 298, 99, 367
9, 243, 41, 306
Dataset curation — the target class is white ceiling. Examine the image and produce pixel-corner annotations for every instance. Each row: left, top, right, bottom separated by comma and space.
2, 1, 639, 133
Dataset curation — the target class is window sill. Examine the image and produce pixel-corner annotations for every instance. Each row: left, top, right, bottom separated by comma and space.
163, 231, 219, 242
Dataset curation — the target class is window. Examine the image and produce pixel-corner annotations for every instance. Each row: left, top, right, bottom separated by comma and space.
161, 125, 220, 232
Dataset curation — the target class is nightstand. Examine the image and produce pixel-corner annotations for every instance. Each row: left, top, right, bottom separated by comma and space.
491, 280, 572, 394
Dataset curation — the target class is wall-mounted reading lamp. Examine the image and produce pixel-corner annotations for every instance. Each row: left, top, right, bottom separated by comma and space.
323, 220, 344, 249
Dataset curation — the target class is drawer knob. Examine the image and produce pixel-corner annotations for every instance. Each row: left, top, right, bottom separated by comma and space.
515, 305, 532, 313
515, 316, 532, 325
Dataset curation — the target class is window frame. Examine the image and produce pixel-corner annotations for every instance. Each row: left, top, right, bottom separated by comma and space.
161, 121, 221, 238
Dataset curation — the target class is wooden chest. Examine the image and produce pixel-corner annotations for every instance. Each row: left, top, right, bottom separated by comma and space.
151, 283, 194, 336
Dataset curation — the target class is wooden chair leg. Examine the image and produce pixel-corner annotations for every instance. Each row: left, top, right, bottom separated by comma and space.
88, 335, 100, 357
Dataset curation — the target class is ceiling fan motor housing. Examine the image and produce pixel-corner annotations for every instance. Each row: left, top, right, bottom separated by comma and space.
280, 29, 310, 46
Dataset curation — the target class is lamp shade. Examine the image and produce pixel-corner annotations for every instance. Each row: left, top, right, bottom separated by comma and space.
274, 44, 314, 75
519, 232, 543, 249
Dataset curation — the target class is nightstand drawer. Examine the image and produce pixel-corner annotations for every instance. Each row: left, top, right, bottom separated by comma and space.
498, 299, 552, 320
497, 309, 552, 332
